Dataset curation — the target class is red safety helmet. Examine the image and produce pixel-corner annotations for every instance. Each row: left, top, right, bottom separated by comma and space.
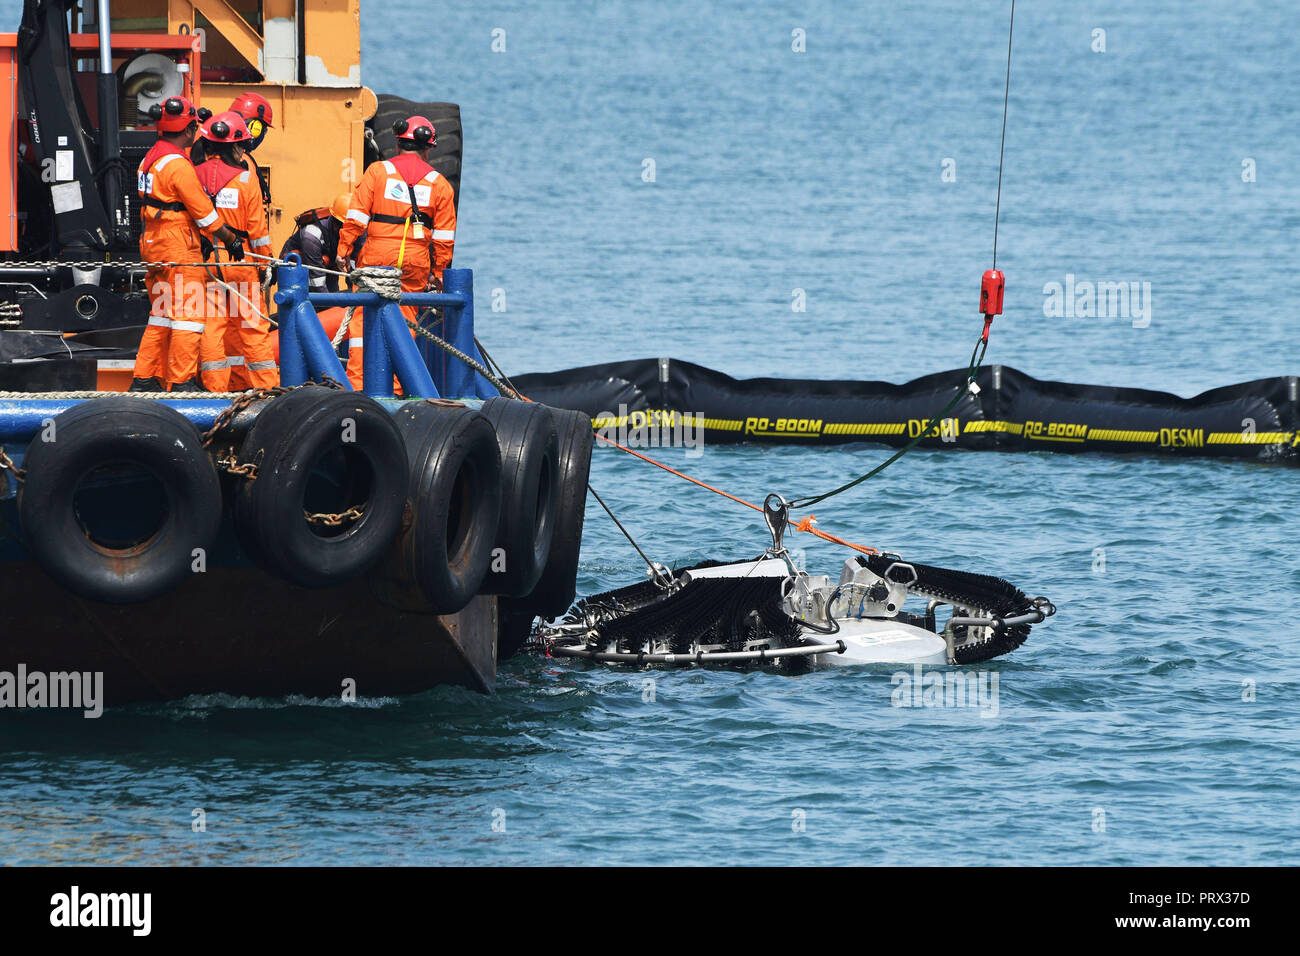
393, 115, 435, 147
229, 92, 274, 128
201, 111, 251, 143
230, 92, 273, 150
149, 95, 199, 133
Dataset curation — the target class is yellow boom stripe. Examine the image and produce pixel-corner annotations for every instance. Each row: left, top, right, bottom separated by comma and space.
1088, 429, 1159, 442
821, 422, 908, 436
962, 420, 1024, 435
1207, 431, 1292, 445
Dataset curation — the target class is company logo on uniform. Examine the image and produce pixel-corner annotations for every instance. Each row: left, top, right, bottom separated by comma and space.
215, 187, 239, 209
384, 179, 410, 202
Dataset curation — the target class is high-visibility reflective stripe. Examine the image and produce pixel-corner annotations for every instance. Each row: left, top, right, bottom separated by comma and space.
171, 320, 205, 333
147, 316, 172, 328
346, 209, 370, 225
347, 338, 363, 349
154, 153, 183, 171
246, 360, 277, 371
250, 235, 271, 248
201, 359, 230, 371
195, 210, 219, 229
382, 161, 396, 174
422, 170, 441, 183
226, 356, 246, 366
432, 229, 455, 240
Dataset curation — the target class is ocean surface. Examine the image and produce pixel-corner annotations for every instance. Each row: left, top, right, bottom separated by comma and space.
2, 0, 1298, 865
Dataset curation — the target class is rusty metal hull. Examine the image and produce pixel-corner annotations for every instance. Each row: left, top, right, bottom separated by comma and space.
0, 553, 498, 707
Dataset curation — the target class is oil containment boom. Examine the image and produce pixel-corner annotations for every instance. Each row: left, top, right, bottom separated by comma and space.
513, 359, 1299, 464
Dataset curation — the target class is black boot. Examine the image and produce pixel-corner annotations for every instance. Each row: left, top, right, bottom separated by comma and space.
128, 377, 164, 392
170, 378, 206, 393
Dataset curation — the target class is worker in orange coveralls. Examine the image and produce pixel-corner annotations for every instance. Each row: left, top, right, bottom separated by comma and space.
336, 115, 456, 390
192, 111, 278, 391
227, 91, 275, 211
130, 96, 245, 392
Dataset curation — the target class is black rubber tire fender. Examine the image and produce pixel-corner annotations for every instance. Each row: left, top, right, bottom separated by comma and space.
518, 407, 594, 619
17, 398, 222, 604
233, 389, 408, 588
391, 402, 502, 614
478, 397, 559, 597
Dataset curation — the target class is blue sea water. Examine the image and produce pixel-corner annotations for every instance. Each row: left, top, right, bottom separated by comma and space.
2, 0, 1298, 865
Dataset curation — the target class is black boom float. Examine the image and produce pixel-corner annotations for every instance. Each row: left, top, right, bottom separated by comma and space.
514, 359, 1299, 464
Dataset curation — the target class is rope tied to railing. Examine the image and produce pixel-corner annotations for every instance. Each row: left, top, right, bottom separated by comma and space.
331, 306, 357, 348
347, 266, 404, 300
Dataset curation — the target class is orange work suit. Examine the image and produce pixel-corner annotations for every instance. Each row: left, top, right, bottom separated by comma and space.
336, 153, 456, 390
193, 158, 277, 391
131, 140, 225, 385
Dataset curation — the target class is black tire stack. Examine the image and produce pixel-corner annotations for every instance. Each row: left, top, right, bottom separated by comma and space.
15, 390, 592, 665
496, 407, 595, 659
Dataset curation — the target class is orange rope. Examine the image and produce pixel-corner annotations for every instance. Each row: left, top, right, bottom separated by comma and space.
497, 385, 878, 556
592, 432, 877, 556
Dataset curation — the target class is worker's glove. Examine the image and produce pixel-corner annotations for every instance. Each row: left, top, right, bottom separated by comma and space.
199, 237, 215, 261
224, 237, 245, 262
426, 273, 443, 294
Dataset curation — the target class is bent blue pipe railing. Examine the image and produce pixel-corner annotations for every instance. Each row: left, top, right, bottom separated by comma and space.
0, 260, 498, 444
273, 255, 353, 391
278, 257, 496, 400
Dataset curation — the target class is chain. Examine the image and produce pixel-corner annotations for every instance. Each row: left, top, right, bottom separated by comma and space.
215, 451, 258, 480
2, 258, 220, 270
0, 446, 26, 483
304, 505, 365, 527
200, 384, 293, 447
202, 381, 343, 483
215, 450, 364, 526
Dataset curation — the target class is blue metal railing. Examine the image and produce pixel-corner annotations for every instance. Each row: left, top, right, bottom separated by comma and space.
275, 255, 497, 400
0, 258, 498, 443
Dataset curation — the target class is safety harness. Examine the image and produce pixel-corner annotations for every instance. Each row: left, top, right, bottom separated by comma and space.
139, 196, 186, 213
195, 158, 254, 254
375, 156, 438, 269
137, 140, 192, 219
